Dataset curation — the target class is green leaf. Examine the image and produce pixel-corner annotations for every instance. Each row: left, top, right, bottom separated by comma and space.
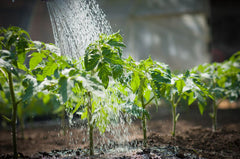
54, 69, 60, 78
151, 70, 171, 84
43, 62, 58, 77
17, 62, 27, 72
36, 74, 44, 81
0, 50, 11, 58
0, 67, 8, 81
103, 48, 123, 65
131, 72, 140, 93
198, 102, 205, 115
185, 70, 190, 78
0, 59, 18, 77
188, 92, 196, 105
107, 39, 126, 47
42, 94, 50, 104
71, 98, 84, 114
144, 88, 151, 102
98, 63, 111, 89
6, 33, 17, 48
138, 78, 147, 101
84, 50, 100, 71
29, 53, 44, 70
58, 76, 68, 103
112, 65, 123, 80
195, 91, 207, 115
81, 108, 88, 119
16, 37, 28, 54
22, 84, 34, 102
21, 75, 36, 102
140, 57, 153, 69
17, 52, 26, 66
176, 79, 185, 94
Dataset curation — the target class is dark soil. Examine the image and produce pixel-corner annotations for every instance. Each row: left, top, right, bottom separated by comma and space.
1, 102, 240, 159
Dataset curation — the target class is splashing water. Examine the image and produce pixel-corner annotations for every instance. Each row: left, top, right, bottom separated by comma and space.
66, 83, 140, 153
47, 0, 112, 59
46, 0, 140, 154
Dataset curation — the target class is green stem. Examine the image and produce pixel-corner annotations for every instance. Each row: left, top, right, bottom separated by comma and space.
171, 94, 177, 137
172, 104, 177, 137
141, 95, 147, 147
141, 96, 155, 147
8, 72, 18, 159
87, 92, 94, 156
143, 96, 155, 107
171, 94, 182, 137
175, 95, 183, 107
212, 100, 217, 132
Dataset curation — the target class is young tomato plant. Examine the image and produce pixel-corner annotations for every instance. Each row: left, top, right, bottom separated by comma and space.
191, 52, 240, 131
122, 57, 171, 147
23, 31, 126, 156
82, 32, 125, 155
0, 27, 34, 159
155, 70, 212, 137
0, 27, 66, 158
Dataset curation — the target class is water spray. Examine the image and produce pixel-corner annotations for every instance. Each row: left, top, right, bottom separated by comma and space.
46, 0, 112, 59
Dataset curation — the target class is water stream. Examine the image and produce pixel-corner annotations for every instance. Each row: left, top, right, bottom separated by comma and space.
47, 0, 112, 59
46, 0, 137, 154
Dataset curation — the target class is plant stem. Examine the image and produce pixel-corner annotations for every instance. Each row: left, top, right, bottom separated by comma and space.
212, 100, 217, 132
87, 92, 94, 156
171, 94, 182, 137
143, 96, 155, 107
172, 104, 177, 137
8, 72, 18, 159
141, 95, 147, 147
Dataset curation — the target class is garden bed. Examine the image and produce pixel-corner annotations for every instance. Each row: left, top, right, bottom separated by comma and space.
1, 105, 240, 159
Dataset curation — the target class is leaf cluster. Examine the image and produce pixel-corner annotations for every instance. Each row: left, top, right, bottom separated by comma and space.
1, 26, 240, 136
191, 51, 240, 103
84, 32, 125, 88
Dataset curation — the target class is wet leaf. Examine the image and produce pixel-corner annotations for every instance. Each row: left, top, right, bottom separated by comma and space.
58, 76, 68, 103
130, 72, 140, 93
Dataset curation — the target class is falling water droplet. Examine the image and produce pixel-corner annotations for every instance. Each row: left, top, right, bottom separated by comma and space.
46, 0, 112, 59
45, 0, 142, 155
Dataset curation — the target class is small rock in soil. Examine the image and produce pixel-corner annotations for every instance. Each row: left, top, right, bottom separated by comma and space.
143, 148, 151, 154
18, 152, 25, 158
75, 150, 80, 156
176, 153, 185, 158
136, 151, 144, 155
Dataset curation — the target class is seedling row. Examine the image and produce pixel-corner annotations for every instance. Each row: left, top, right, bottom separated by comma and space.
0, 27, 239, 158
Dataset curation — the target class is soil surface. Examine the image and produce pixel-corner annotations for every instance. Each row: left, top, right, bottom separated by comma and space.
1, 102, 240, 159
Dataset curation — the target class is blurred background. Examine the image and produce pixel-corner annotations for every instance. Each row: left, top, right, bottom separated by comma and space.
1, 0, 240, 70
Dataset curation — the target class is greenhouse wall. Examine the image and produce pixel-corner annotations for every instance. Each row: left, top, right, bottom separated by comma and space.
99, 0, 210, 70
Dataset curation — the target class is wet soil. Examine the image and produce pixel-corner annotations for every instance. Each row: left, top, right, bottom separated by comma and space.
0, 102, 240, 159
